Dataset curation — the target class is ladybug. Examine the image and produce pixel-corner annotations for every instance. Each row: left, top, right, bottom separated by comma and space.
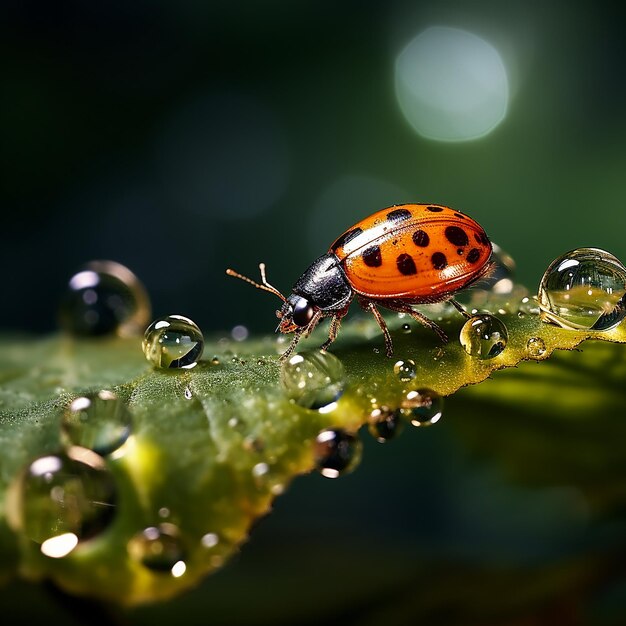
227, 203, 493, 358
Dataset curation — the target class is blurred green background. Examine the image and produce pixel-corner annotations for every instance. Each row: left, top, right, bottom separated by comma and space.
3, 1, 626, 624
3, 0, 626, 335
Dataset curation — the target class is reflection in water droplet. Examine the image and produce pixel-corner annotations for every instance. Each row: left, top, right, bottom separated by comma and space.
280, 350, 345, 410
143, 315, 204, 369
314, 429, 362, 478
538, 248, 626, 331
184, 386, 193, 400
128, 523, 186, 574
393, 359, 416, 382
401, 389, 443, 426
61, 390, 132, 455
59, 260, 151, 337
368, 407, 403, 442
526, 337, 547, 358
459, 315, 508, 359
8, 447, 117, 552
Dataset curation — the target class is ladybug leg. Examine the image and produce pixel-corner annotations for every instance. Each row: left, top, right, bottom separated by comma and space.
320, 311, 346, 352
448, 298, 471, 319
303, 309, 323, 338
358, 298, 394, 357
379, 300, 448, 344
280, 329, 305, 361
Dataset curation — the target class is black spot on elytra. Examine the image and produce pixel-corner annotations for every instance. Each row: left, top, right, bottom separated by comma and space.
474, 232, 489, 246
412, 229, 430, 247
457, 248, 464, 255
427, 206, 443, 212
444, 226, 469, 247
331, 227, 363, 251
386, 208, 412, 222
467, 248, 481, 263
396, 253, 417, 275
431, 252, 447, 270
454, 213, 465, 219
362, 245, 382, 267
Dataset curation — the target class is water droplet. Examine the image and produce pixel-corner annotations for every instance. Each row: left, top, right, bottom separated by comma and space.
143, 315, 204, 369
61, 390, 132, 455
538, 248, 626, 331
401, 323, 412, 333
280, 350, 345, 410
459, 314, 508, 359
8, 447, 117, 551
368, 407, 403, 442
128, 523, 186, 574
314, 429, 362, 478
158, 507, 170, 519
231, 325, 249, 341
59, 260, 151, 337
252, 462, 269, 478
201, 532, 219, 548
393, 359, 416, 382
526, 337, 547, 358
401, 389, 443, 426
210, 357, 221, 366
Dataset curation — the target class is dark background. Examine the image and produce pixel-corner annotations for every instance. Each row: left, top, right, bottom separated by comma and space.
3, 1, 626, 336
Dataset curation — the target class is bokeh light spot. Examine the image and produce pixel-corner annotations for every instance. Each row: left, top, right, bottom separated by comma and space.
395, 26, 509, 142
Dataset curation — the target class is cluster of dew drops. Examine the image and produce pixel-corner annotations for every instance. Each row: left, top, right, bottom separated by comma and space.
8, 244, 626, 576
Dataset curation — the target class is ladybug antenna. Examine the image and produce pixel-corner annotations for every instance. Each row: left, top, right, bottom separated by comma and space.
226, 263, 287, 303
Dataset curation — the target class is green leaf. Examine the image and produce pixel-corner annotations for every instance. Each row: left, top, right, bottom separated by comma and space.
0, 294, 625, 606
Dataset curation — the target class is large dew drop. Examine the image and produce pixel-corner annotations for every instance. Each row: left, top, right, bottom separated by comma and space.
314, 429, 362, 478
59, 260, 151, 337
61, 390, 132, 455
459, 314, 508, 359
538, 248, 626, 331
280, 350, 345, 410
143, 315, 204, 369
7, 447, 117, 555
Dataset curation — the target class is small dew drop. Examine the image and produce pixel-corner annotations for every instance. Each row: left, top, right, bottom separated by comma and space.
538, 248, 626, 331
280, 350, 345, 410
526, 337, 547, 358
61, 390, 132, 455
252, 462, 269, 478
459, 314, 508, 359
128, 523, 186, 574
402, 389, 443, 427
201, 532, 219, 549
368, 407, 403, 442
231, 325, 249, 342
211, 357, 221, 366
393, 359, 416, 382
314, 429, 362, 478
143, 315, 204, 369
401, 323, 412, 334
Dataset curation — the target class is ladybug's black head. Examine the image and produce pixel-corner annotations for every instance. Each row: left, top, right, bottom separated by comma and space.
276, 294, 315, 334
